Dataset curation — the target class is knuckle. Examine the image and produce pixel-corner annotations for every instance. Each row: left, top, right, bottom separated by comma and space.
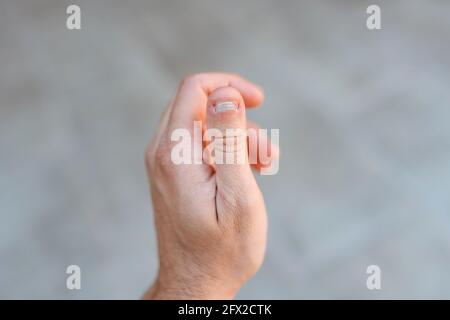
145, 139, 175, 177
154, 144, 173, 174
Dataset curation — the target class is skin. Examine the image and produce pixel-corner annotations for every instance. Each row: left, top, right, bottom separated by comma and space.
143, 73, 277, 299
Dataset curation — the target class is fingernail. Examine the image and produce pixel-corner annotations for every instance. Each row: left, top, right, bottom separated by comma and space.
214, 101, 238, 113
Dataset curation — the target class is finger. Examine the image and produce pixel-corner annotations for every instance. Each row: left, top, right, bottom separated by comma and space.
205, 86, 256, 191
168, 73, 264, 132
246, 121, 280, 171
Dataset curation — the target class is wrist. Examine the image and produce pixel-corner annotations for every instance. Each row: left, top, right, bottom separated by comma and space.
143, 271, 239, 300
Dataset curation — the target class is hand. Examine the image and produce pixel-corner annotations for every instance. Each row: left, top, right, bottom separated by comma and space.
143, 73, 276, 299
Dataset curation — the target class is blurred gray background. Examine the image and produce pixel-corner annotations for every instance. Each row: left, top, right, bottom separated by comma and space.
1, 0, 450, 299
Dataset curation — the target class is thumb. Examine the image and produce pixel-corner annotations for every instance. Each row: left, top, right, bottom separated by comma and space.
205, 86, 255, 190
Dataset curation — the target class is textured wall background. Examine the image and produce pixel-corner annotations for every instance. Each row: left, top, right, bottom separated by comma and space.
1, 0, 450, 299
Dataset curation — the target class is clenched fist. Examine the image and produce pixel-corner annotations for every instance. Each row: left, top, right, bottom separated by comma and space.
143, 73, 276, 299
